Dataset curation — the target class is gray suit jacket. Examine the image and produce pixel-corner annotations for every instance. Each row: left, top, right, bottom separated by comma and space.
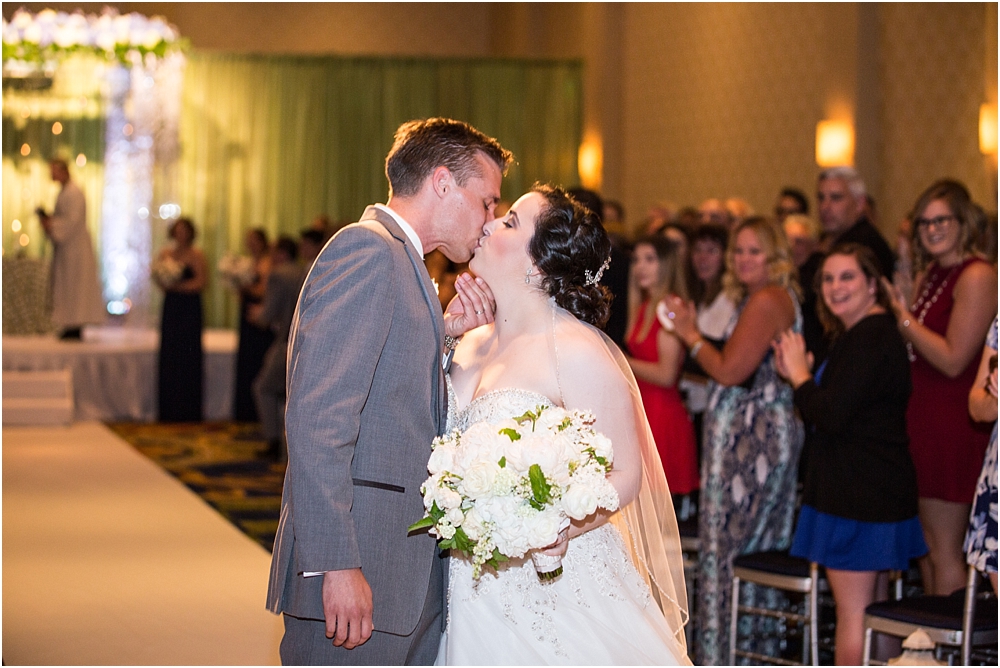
267, 206, 447, 637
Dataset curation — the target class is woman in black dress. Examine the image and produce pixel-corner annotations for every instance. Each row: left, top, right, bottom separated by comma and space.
773, 243, 927, 665
154, 218, 206, 422
233, 228, 274, 421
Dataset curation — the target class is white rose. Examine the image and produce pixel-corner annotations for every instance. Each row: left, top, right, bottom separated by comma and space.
22, 23, 42, 44
590, 433, 614, 463
445, 507, 464, 526
501, 438, 528, 473
462, 507, 486, 541
525, 509, 562, 549
535, 406, 569, 432
427, 442, 456, 475
437, 487, 462, 510
520, 435, 559, 474
140, 27, 161, 49
562, 484, 599, 520
459, 461, 497, 500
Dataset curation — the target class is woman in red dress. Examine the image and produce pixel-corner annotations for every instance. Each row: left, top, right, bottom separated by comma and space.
625, 235, 700, 503
886, 180, 997, 595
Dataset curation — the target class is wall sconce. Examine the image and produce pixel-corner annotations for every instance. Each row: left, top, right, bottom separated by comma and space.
578, 134, 603, 191
815, 120, 854, 167
979, 103, 997, 157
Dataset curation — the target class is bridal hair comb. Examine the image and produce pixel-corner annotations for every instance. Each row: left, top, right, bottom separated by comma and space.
584, 255, 611, 287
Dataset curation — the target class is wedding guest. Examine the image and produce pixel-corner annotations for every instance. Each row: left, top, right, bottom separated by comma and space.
153, 218, 206, 422
784, 213, 825, 359
624, 236, 700, 514
965, 316, 998, 594
37, 158, 105, 339
885, 179, 997, 595
774, 244, 927, 666
815, 166, 895, 277
678, 223, 735, 460
233, 228, 274, 422
774, 186, 809, 223
299, 229, 325, 269
251, 236, 306, 461
725, 197, 754, 227
666, 216, 803, 665
658, 221, 691, 262
698, 198, 733, 229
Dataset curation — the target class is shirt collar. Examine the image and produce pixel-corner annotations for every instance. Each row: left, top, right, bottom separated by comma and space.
374, 203, 424, 258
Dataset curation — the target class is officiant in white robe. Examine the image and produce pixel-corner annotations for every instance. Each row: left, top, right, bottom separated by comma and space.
39, 159, 105, 339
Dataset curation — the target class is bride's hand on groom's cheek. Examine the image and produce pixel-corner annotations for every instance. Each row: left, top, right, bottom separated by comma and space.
444, 273, 496, 337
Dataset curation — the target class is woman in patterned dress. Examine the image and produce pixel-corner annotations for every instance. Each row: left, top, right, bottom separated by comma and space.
965, 316, 998, 593
885, 180, 997, 595
665, 217, 804, 665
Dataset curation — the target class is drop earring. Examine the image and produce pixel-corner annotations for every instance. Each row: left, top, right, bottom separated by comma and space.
525, 268, 531, 284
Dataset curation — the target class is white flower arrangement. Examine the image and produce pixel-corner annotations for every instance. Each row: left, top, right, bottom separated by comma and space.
151, 254, 184, 288
217, 254, 257, 291
2, 8, 185, 70
409, 405, 619, 580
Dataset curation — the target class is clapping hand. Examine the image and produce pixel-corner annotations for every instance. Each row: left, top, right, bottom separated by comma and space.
658, 295, 699, 345
772, 329, 813, 389
444, 273, 496, 339
881, 277, 911, 326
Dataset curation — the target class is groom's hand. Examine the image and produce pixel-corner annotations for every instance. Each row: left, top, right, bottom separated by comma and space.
444, 273, 496, 338
323, 568, 373, 649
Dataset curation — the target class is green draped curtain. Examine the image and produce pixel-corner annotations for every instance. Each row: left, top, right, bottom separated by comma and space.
179, 53, 583, 327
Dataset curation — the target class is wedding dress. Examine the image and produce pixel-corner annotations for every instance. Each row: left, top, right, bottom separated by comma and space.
434, 307, 690, 666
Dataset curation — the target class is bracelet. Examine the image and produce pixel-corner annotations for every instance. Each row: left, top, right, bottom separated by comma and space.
444, 335, 460, 351
690, 339, 704, 359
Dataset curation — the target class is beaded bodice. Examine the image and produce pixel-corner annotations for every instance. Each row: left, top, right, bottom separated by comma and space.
445, 376, 555, 433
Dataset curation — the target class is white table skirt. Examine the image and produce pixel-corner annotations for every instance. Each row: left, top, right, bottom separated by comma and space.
2, 326, 237, 422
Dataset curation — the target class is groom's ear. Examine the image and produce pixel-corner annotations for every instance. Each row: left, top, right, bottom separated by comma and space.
430, 165, 453, 199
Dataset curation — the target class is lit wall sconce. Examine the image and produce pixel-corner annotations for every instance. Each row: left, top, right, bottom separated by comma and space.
979, 103, 997, 157
815, 120, 854, 167
578, 133, 603, 191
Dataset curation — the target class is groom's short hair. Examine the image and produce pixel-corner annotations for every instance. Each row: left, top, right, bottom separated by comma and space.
385, 118, 513, 199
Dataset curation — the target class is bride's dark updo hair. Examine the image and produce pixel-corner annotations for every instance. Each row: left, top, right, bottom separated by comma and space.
528, 183, 613, 328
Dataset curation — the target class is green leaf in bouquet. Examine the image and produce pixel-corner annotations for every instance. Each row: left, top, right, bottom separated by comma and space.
529, 463, 551, 505
558, 417, 572, 431
407, 500, 445, 534
485, 547, 509, 571
498, 456, 507, 468
452, 526, 473, 553
499, 428, 521, 441
513, 406, 546, 431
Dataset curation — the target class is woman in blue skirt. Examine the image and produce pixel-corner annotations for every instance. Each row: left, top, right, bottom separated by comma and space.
774, 244, 928, 666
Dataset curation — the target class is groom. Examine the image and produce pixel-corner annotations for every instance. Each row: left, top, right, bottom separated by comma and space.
267, 118, 512, 665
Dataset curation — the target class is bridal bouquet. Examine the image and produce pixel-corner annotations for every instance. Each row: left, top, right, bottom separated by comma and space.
217, 254, 256, 291
409, 406, 619, 581
151, 254, 184, 287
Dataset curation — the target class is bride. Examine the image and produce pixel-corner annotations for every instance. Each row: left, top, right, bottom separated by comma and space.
436, 184, 691, 665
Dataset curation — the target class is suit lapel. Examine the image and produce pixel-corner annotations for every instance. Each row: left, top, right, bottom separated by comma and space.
360, 207, 448, 432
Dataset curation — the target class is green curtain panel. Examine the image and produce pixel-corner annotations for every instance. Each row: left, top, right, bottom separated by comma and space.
179, 53, 583, 327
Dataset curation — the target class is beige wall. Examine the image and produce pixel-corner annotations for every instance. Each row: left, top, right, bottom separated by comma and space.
8, 2, 996, 238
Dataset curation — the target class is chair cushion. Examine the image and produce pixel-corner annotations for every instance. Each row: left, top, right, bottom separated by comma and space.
733, 550, 817, 578
865, 594, 998, 632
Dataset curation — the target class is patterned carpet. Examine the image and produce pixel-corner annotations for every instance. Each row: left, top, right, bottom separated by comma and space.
106, 421, 284, 552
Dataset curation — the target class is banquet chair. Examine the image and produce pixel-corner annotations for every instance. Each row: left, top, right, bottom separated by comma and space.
728, 550, 825, 665
861, 564, 998, 665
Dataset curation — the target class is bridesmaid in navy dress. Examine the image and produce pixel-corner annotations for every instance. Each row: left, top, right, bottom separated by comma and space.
154, 218, 206, 422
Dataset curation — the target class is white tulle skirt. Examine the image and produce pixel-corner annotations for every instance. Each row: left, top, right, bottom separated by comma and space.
435, 524, 690, 666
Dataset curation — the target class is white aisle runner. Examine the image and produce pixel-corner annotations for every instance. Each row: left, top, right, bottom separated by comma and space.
2, 422, 283, 665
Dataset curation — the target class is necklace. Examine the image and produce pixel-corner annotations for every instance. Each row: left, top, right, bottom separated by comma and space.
906, 261, 962, 362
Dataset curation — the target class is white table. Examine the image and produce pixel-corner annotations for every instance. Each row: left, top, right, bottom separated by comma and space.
2, 326, 238, 422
